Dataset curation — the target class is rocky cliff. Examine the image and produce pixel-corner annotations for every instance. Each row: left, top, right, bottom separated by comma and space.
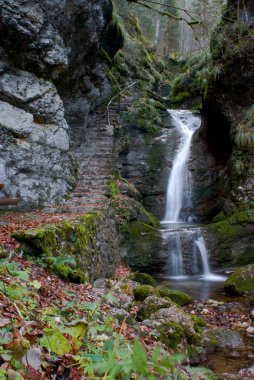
203, 0, 254, 266
0, 0, 122, 209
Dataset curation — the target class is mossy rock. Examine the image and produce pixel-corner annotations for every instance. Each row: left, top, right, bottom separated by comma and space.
137, 295, 173, 320
157, 321, 185, 349
190, 314, 207, 333
224, 264, 254, 296
184, 366, 217, 380
133, 285, 157, 301
0, 244, 8, 258
132, 272, 158, 287
12, 211, 120, 283
157, 286, 192, 306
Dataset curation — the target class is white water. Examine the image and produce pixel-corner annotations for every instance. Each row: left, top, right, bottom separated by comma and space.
161, 110, 226, 283
195, 236, 210, 276
195, 236, 227, 281
162, 110, 200, 223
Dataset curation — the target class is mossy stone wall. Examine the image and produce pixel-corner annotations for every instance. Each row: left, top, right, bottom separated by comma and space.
13, 211, 121, 282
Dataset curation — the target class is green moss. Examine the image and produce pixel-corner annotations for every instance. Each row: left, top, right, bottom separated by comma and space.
132, 272, 158, 287
12, 212, 112, 283
0, 244, 8, 258
133, 285, 157, 301
157, 286, 192, 306
127, 221, 159, 239
185, 366, 217, 380
209, 209, 254, 239
158, 321, 185, 349
224, 264, 254, 295
191, 315, 207, 333
122, 96, 164, 137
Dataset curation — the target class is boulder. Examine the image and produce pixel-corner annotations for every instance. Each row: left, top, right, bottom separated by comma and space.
137, 295, 173, 320
157, 286, 192, 306
224, 264, 254, 296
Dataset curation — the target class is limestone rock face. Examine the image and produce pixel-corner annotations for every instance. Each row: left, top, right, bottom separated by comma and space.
0, 0, 118, 209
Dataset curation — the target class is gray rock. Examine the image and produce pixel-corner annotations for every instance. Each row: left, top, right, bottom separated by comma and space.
110, 308, 132, 323
0, 0, 120, 209
204, 328, 244, 348
150, 306, 195, 336
138, 295, 173, 320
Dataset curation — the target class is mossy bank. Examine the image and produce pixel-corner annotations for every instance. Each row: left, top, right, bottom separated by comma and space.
13, 211, 121, 282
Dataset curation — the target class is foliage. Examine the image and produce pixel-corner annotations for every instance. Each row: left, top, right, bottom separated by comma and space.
123, 96, 165, 136
0, 256, 203, 379
169, 51, 224, 107
234, 105, 254, 151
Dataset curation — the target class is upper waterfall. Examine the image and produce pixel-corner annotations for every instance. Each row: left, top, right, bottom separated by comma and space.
162, 110, 201, 223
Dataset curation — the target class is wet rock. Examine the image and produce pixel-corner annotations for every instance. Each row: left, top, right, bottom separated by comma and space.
204, 328, 243, 349
224, 264, 254, 296
157, 286, 193, 306
132, 272, 158, 287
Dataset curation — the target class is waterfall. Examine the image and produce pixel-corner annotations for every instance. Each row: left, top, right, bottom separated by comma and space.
161, 110, 226, 282
162, 110, 200, 223
195, 236, 211, 276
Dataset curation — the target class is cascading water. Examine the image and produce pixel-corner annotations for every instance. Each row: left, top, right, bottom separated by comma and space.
195, 236, 210, 277
161, 110, 226, 283
162, 110, 200, 223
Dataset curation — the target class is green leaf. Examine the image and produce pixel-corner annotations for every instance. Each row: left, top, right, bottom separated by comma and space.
30, 280, 41, 290
14, 270, 30, 281
1, 283, 29, 300
64, 321, 87, 340
151, 345, 161, 364
132, 340, 148, 374
40, 328, 71, 356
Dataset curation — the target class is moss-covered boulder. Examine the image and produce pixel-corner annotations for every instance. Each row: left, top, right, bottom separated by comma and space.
133, 285, 157, 302
224, 264, 254, 296
0, 244, 8, 258
155, 321, 185, 349
137, 295, 173, 320
157, 286, 193, 306
132, 272, 158, 287
151, 307, 196, 337
13, 211, 121, 282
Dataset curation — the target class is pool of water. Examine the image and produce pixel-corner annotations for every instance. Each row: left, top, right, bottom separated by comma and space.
158, 273, 228, 301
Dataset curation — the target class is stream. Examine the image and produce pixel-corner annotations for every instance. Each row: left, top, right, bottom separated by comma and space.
158, 109, 254, 379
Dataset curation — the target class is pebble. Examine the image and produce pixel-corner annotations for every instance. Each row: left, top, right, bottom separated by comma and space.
201, 308, 209, 315
246, 326, 254, 334
250, 310, 254, 320
207, 299, 224, 306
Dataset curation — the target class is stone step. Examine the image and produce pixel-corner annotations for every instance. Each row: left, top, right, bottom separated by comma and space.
0, 198, 20, 205
73, 191, 109, 197
66, 197, 108, 205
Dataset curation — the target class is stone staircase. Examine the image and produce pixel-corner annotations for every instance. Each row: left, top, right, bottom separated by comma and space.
46, 91, 140, 214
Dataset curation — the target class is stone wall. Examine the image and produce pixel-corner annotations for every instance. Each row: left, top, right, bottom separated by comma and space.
13, 211, 121, 282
